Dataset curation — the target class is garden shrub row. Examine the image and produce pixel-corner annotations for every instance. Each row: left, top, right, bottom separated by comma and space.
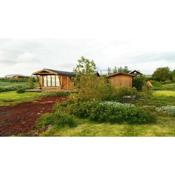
37, 100, 154, 130
68, 101, 156, 124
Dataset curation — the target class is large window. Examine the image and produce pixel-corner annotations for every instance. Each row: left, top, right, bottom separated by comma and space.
43, 75, 60, 87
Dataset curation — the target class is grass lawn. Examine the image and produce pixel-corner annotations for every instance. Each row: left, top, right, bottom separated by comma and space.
40, 115, 175, 136
0, 81, 28, 88
0, 91, 43, 106
153, 90, 175, 97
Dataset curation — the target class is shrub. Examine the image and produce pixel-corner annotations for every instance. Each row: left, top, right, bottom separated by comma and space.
156, 105, 175, 116
54, 114, 77, 128
28, 77, 35, 89
36, 113, 55, 129
0, 86, 16, 92
112, 87, 138, 101
16, 86, 26, 93
36, 112, 77, 129
68, 101, 155, 124
133, 76, 146, 90
73, 74, 113, 101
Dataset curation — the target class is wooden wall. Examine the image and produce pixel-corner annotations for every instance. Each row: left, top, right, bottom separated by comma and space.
108, 75, 133, 88
37, 74, 74, 91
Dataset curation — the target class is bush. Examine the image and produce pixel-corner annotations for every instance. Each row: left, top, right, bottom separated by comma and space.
67, 101, 155, 124
0, 86, 16, 92
156, 105, 175, 116
28, 77, 35, 89
73, 74, 113, 101
55, 114, 77, 128
111, 87, 138, 101
133, 76, 145, 90
16, 86, 26, 93
36, 112, 77, 129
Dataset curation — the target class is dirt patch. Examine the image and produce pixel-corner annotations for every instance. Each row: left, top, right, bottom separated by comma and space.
0, 96, 65, 136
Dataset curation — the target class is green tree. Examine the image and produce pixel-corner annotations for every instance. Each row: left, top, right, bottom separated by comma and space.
117, 66, 130, 73
74, 56, 96, 75
72, 57, 112, 101
133, 76, 146, 91
112, 66, 130, 73
152, 67, 171, 81
107, 67, 112, 75
171, 70, 175, 82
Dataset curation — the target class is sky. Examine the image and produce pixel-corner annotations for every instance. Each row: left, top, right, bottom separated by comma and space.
0, 38, 175, 76
0, 0, 175, 76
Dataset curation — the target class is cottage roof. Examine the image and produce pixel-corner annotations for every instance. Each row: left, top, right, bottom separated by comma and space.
33, 68, 75, 76
107, 72, 135, 78
130, 70, 142, 75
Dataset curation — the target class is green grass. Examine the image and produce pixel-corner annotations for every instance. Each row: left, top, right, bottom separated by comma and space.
0, 81, 30, 92
153, 90, 175, 97
39, 115, 175, 136
0, 91, 43, 106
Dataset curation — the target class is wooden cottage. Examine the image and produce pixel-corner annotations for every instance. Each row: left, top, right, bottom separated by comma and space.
33, 69, 75, 91
107, 72, 134, 88
130, 70, 142, 76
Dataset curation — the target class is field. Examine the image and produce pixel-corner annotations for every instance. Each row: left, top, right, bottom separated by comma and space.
1, 80, 175, 136
0, 91, 43, 106
0, 80, 31, 92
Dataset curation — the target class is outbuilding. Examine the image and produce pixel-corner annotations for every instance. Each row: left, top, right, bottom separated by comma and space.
107, 72, 134, 88
32, 68, 75, 91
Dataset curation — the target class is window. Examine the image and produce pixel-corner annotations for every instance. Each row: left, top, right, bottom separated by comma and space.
43, 75, 60, 87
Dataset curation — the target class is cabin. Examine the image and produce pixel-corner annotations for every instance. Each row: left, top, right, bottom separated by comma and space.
107, 72, 134, 88
5, 74, 28, 80
32, 69, 75, 91
130, 70, 142, 77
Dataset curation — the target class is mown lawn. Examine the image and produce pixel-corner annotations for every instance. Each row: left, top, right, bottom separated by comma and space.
0, 91, 43, 106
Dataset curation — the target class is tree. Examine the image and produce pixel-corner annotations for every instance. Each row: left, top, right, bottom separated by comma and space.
171, 70, 175, 82
72, 57, 112, 101
74, 56, 96, 75
113, 66, 118, 73
112, 66, 130, 74
133, 76, 146, 91
107, 67, 112, 75
152, 67, 171, 81
117, 66, 130, 73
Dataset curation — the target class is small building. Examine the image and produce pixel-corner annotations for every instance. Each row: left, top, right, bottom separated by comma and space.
5, 74, 28, 79
107, 72, 134, 88
130, 70, 142, 76
32, 68, 75, 91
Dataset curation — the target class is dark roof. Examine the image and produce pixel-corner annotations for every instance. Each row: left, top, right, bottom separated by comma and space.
130, 70, 142, 75
33, 68, 75, 76
107, 72, 135, 78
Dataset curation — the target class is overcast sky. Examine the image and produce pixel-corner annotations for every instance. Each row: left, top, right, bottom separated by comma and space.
0, 1, 175, 76
0, 38, 175, 76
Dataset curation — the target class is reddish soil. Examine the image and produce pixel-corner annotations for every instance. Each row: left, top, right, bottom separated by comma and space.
0, 96, 65, 136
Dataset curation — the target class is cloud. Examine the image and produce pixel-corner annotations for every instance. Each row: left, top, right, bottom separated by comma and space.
0, 39, 175, 76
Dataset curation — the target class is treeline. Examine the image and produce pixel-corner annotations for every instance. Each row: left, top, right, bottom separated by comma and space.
0, 77, 36, 82
107, 66, 130, 74
152, 67, 175, 82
